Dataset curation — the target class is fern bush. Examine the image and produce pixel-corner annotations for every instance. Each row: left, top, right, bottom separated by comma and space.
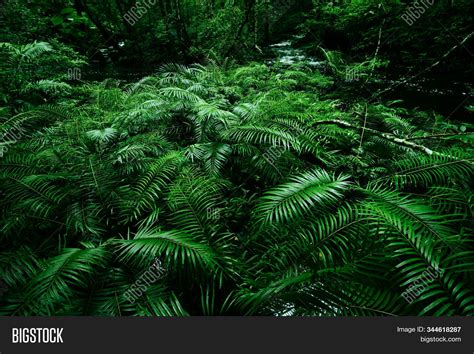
0, 56, 473, 316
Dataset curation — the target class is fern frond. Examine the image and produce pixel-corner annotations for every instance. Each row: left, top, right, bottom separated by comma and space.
255, 169, 351, 224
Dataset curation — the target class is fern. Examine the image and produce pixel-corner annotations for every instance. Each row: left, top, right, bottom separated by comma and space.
256, 169, 351, 224
1, 58, 472, 317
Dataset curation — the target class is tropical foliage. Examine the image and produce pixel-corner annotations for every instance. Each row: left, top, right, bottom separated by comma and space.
0, 0, 473, 316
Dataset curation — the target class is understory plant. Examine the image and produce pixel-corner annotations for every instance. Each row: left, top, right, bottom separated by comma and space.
0, 58, 473, 316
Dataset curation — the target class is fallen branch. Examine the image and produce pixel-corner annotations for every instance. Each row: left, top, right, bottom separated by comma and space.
406, 133, 472, 141
312, 119, 436, 155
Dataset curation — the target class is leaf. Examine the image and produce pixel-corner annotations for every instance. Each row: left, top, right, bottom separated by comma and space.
51, 16, 64, 26
256, 169, 351, 224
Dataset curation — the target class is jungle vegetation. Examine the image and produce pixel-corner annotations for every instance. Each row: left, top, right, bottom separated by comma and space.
0, 0, 473, 316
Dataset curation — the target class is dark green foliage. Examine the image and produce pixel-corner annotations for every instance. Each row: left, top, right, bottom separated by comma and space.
0, 1, 473, 317
1, 57, 473, 316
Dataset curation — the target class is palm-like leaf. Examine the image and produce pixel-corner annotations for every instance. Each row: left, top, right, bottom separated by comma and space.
256, 169, 351, 224
115, 228, 219, 275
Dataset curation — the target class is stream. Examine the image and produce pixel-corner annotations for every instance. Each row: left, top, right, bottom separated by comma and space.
86, 39, 472, 122
268, 40, 323, 67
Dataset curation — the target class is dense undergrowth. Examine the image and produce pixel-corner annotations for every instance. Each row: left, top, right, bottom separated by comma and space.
0, 40, 473, 316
